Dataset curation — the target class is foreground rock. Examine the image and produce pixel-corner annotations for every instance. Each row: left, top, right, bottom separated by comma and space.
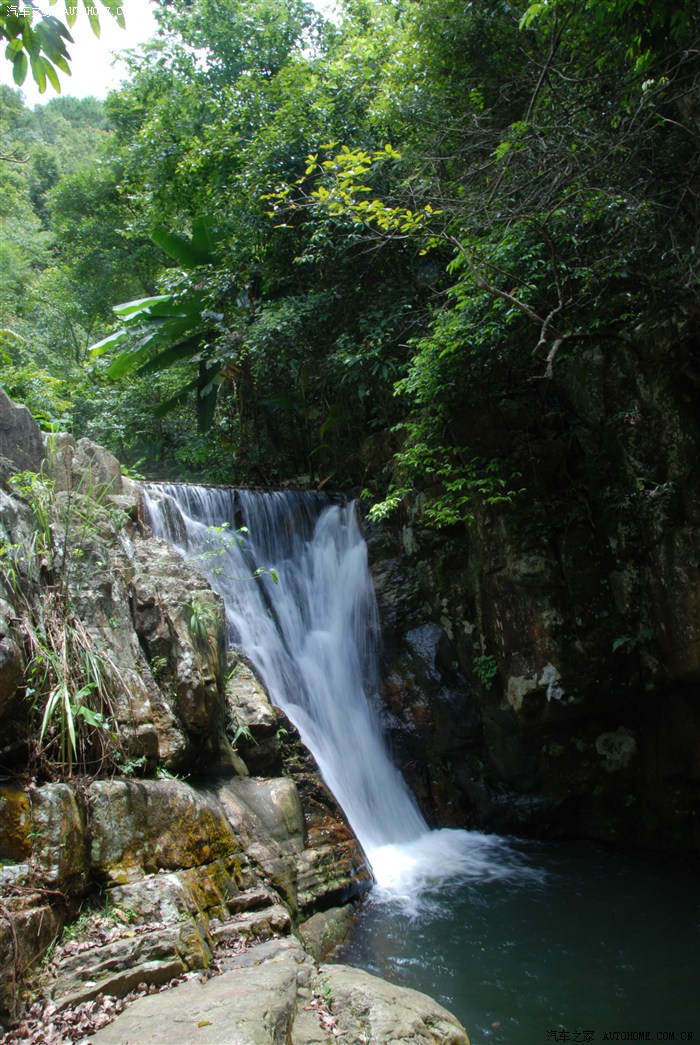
84, 937, 470, 1045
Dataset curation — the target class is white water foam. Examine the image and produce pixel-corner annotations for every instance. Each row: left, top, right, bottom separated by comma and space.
142, 484, 522, 900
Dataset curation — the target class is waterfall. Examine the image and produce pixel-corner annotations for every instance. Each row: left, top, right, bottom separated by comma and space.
142, 483, 514, 901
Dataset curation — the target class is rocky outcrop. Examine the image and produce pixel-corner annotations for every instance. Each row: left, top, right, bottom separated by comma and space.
369, 332, 700, 852
82, 937, 470, 1045
0, 389, 44, 482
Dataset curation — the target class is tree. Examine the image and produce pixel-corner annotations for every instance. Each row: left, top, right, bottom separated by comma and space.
1, 0, 124, 94
266, 0, 700, 518
0, 89, 159, 438
87, 0, 427, 482
90, 216, 245, 433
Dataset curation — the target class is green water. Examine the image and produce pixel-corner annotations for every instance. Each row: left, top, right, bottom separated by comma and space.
335, 841, 699, 1044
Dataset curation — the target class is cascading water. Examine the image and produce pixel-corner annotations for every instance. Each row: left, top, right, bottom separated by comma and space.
142, 483, 518, 902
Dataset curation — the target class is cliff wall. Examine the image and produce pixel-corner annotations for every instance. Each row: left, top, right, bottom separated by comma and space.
369, 332, 700, 851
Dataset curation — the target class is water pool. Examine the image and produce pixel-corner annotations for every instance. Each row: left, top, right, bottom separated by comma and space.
335, 840, 699, 1044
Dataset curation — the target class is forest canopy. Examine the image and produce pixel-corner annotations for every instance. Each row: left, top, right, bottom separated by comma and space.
1, 0, 698, 508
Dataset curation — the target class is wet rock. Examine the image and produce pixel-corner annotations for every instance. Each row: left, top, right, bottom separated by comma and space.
296, 841, 370, 912
0, 418, 377, 1030
369, 335, 700, 850
298, 904, 356, 961
55, 505, 188, 771
215, 780, 299, 910
209, 903, 291, 948
226, 777, 305, 855
43, 431, 76, 492
129, 538, 226, 758
0, 601, 24, 725
274, 718, 374, 911
107, 873, 195, 925
215, 770, 371, 916
0, 487, 38, 747
0, 895, 63, 1021
86, 936, 307, 1045
595, 727, 637, 772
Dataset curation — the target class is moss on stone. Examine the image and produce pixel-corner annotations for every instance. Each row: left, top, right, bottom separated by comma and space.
0, 787, 31, 862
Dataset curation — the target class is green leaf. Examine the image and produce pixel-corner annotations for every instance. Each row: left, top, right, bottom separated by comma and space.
64, 685, 76, 755
76, 705, 107, 728
12, 51, 28, 86
519, 2, 547, 30
136, 337, 203, 376
319, 402, 342, 440
73, 683, 97, 705
41, 55, 61, 92
139, 296, 205, 319
30, 54, 48, 93
112, 294, 173, 318
40, 686, 62, 742
89, 328, 129, 356
82, 0, 101, 37
99, 0, 126, 29
107, 343, 156, 379
54, 54, 71, 75
54, 14, 74, 42
190, 215, 223, 260
139, 313, 203, 344
151, 227, 211, 268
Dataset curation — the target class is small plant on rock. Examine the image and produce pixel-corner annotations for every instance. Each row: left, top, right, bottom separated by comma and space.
472, 653, 498, 689
2, 467, 129, 778
184, 600, 218, 644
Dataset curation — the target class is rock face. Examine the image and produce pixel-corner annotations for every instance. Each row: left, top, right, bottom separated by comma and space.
369, 334, 700, 852
0, 389, 44, 481
0, 423, 234, 773
84, 937, 470, 1045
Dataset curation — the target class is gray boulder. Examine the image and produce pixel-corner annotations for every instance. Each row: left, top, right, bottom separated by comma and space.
0, 389, 44, 482
84, 937, 471, 1045
321, 963, 470, 1044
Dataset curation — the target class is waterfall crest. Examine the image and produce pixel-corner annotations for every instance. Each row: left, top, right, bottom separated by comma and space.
142, 483, 512, 898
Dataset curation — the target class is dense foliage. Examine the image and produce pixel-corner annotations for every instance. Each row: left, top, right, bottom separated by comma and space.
2, 0, 698, 503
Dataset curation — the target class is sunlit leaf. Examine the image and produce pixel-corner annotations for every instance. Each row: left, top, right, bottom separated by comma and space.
89, 329, 129, 356
30, 54, 48, 93
82, 0, 101, 37
112, 295, 173, 317
99, 0, 126, 29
